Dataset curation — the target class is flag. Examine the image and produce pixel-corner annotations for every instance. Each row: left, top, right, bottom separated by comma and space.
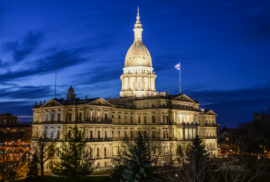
175, 63, 180, 70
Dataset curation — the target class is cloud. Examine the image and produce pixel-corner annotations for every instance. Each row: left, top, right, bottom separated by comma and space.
2, 31, 43, 63
0, 85, 53, 99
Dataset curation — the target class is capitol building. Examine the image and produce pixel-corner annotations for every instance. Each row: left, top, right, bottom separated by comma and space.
31, 9, 218, 170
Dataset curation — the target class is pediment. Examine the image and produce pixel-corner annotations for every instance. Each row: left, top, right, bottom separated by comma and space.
173, 94, 195, 103
205, 110, 217, 116
41, 99, 62, 108
88, 98, 114, 107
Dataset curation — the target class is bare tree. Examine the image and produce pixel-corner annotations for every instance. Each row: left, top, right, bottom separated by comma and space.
0, 130, 27, 182
31, 129, 57, 178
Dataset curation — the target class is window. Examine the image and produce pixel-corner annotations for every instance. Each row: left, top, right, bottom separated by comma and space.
152, 131, 155, 138
105, 131, 107, 139
112, 130, 114, 138
125, 116, 127, 122
104, 147, 107, 156
90, 131, 93, 139
143, 56, 145, 59
144, 116, 147, 123
58, 113, 60, 121
112, 115, 114, 122
105, 113, 108, 121
97, 148, 100, 157
69, 113, 72, 122
79, 112, 82, 121
125, 131, 127, 137
133, 56, 135, 59
144, 104, 147, 108
105, 162, 107, 167
46, 114, 48, 121
90, 148, 93, 157
138, 116, 141, 123
90, 112, 93, 121
118, 115, 121, 123
51, 114, 54, 121
98, 113, 101, 122
163, 131, 165, 138
152, 104, 155, 108
152, 115, 155, 123
163, 115, 166, 123
138, 105, 141, 108
131, 116, 133, 123
144, 131, 147, 138
98, 131, 100, 139
57, 130, 60, 139
118, 131, 120, 138
131, 130, 133, 138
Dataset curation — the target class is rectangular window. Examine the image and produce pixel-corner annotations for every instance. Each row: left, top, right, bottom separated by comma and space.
104, 147, 107, 157
105, 162, 107, 167
58, 113, 60, 121
90, 148, 93, 157
118, 115, 121, 123
118, 131, 120, 138
144, 104, 147, 108
98, 131, 100, 139
131, 116, 133, 123
125, 130, 127, 137
112, 115, 114, 122
131, 130, 133, 138
152, 104, 155, 108
105, 131, 107, 139
152, 131, 155, 138
152, 115, 155, 123
57, 130, 60, 139
125, 116, 127, 122
144, 116, 147, 123
90, 112, 93, 121
97, 148, 100, 157
138, 116, 141, 123
51, 114, 54, 121
105, 113, 108, 121
112, 130, 114, 138
138, 105, 141, 108
69, 113, 72, 122
90, 131, 93, 139
79, 112, 82, 121
163, 131, 165, 139
98, 113, 101, 122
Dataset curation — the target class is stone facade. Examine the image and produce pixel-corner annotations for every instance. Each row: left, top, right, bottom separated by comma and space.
31, 9, 218, 170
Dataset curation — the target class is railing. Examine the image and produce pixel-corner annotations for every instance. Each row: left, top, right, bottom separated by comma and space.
204, 124, 218, 127
34, 118, 113, 124
86, 138, 112, 142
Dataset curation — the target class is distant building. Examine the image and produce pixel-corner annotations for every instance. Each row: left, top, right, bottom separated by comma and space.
0, 113, 17, 124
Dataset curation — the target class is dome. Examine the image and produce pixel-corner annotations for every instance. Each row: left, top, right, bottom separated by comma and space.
68, 86, 74, 93
124, 7, 152, 68
124, 41, 152, 67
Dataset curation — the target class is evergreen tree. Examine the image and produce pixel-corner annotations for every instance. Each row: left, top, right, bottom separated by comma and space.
121, 134, 152, 182
51, 126, 95, 182
178, 135, 214, 182
25, 153, 40, 182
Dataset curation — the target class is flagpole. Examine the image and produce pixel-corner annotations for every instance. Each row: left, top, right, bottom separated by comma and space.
179, 62, 181, 94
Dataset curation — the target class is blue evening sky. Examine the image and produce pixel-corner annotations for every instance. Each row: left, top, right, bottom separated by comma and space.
0, 0, 269, 127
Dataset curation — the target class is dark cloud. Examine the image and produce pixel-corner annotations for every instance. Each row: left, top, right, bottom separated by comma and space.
0, 85, 52, 99
2, 31, 43, 62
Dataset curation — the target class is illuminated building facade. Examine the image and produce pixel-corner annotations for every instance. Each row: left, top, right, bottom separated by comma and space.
31, 9, 218, 170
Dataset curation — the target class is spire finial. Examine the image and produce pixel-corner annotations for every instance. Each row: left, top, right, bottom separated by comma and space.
135, 7, 142, 28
